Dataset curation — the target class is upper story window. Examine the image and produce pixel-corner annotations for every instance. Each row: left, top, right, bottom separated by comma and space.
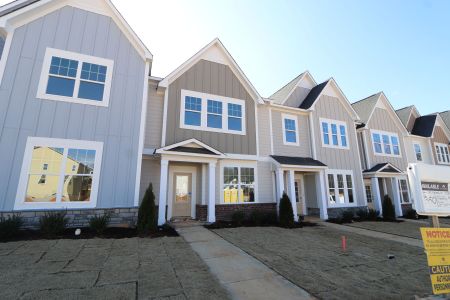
180, 89, 246, 135
414, 143, 423, 161
371, 130, 401, 157
435, 143, 450, 164
320, 118, 349, 149
327, 170, 355, 206
282, 114, 299, 146
0, 34, 5, 60
37, 48, 113, 107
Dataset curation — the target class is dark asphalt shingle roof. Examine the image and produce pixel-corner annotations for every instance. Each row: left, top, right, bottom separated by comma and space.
411, 115, 437, 137
170, 146, 218, 155
270, 155, 327, 167
0, 0, 39, 17
299, 80, 329, 109
363, 163, 402, 174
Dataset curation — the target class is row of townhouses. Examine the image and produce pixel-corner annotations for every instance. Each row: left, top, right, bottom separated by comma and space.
1, 0, 449, 227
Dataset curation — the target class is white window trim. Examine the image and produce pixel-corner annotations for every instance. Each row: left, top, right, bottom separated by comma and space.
220, 160, 257, 204
319, 118, 350, 150
435, 143, 450, 165
325, 169, 356, 208
370, 129, 402, 157
413, 143, 423, 162
15, 137, 103, 210
282, 113, 300, 146
180, 89, 246, 135
398, 179, 410, 204
37, 48, 114, 107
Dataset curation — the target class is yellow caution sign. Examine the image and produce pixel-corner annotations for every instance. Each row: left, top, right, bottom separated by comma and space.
421, 228, 450, 294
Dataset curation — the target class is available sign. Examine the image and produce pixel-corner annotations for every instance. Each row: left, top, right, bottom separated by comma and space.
422, 182, 450, 211
420, 228, 450, 294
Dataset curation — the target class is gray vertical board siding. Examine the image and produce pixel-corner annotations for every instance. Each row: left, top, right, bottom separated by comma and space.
312, 95, 365, 206
432, 126, 450, 165
257, 161, 274, 203
304, 174, 318, 208
140, 158, 161, 205
406, 114, 416, 132
165, 59, 257, 155
144, 84, 164, 149
257, 105, 271, 156
366, 108, 408, 170
284, 87, 311, 108
0, 6, 146, 210
357, 132, 367, 170
271, 110, 311, 157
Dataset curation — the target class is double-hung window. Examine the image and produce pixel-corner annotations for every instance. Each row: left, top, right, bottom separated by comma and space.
180, 89, 246, 135
282, 114, 299, 145
320, 118, 349, 149
398, 179, 410, 203
371, 130, 401, 156
414, 144, 423, 161
223, 166, 255, 203
435, 143, 450, 164
327, 170, 355, 206
15, 137, 103, 210
364, 183, 373, 203
37, 48, 113, 107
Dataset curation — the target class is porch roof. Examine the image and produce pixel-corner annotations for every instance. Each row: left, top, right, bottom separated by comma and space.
363, 163, 402, 174
270, 155, 327, 167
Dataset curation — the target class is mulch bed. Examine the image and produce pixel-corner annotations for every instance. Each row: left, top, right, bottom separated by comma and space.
327, 217, 404, 225
0, 225, 178, 242
205, 220, 317, 229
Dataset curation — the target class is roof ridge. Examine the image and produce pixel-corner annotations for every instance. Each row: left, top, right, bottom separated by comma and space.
351, 91, 381, 105
269, 72, 305, 99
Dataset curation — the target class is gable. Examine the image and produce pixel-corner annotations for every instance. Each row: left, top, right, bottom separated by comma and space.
270, 71, 316, 105
364, 93, 408, 135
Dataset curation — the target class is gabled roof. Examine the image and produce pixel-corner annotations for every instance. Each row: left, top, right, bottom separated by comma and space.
411, 114, 437, 137
155, 138, 225, 157
299, 80, 329, 109
395, 105, 414, 127
0, 0, 152, 61
363, 163, 403, 174
269, 72, 305, 103
351, 92, 381, 125
270, 155, 327, 168
158, 38, 263, 104
441, 111, 450, 131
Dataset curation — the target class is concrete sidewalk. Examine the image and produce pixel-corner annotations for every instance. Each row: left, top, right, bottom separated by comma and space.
175, 225, 314, 300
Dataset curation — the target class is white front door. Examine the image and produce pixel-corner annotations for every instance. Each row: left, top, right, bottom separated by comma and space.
294, 175, 306, 215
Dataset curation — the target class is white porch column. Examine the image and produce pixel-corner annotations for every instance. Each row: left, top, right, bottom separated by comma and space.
371, 177, 382, 216
158, 159, 169, 226
275, 168, 285, 213
207, 162, 216, 223
316, 170, 328, 220
391, 177, 403, 217
287, 170, 299, 222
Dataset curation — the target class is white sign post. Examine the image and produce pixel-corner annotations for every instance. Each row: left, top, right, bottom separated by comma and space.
408, 163, 450, 227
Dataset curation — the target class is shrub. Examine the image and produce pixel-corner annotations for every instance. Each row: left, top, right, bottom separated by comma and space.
279, 192, 294, 228
341, 210, 354, 223
39, 211, 68, 236
138, 183, 158, 234
89, 213, 111, 235
249, 210, 265, 226
356, 208, 369, 221
382, 195, 396, 221
403, 208, 417, 220
231, 211, 246, 226
0, 214, 23, 239
367, 208, 379, 221
262, 211, 278, 225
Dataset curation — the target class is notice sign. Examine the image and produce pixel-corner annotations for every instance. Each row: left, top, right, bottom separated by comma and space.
421, 228, 450, 294
421, 182, 450, 212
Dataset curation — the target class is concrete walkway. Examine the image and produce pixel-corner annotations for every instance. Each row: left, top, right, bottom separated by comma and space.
175, 224, 314, 300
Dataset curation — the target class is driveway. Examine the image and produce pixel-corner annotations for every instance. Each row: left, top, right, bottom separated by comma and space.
213, 225, 431, 299
0, 237, 229, 299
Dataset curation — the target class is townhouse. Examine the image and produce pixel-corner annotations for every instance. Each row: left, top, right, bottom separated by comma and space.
0, 0, 449, 227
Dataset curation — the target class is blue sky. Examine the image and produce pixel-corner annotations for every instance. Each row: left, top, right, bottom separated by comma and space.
2, 0, 449, 114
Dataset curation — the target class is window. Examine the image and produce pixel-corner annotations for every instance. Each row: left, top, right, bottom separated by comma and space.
42, 163, 48, 171
371, 130, 401, 156
320, 119, 349, 149
180, 89, 246, 135
414, 144, 423, 161
223, 166, 255, 203
15, 137, 103, 210
0, 34, 5, 60
327, 170, 355, 206
365, 184, 373, 203
282, 114, 299, 145
398, 179, 410, 203
37, 48, 113, 107
435, 143, 450, 164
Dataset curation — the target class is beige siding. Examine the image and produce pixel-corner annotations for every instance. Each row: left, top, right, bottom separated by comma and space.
367, 108, 408, 170
284, 87, 310, 108
272, 109, 311, 157
139, 158, 161, 205
257, 161, 275, 203
432, 126, 450, 165
257, 105, 272, 156
312, 95, 365, 206
406, 114, 416, 132
144, 83, 164, 149
165, 60, 257, 155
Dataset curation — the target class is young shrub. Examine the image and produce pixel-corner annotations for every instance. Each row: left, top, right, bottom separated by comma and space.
89, 213, 111, 235
231, 211, 246, 226
341, 210, 354, 223
279, 192, 294, 228
39, 211, 68, 236
403, 208, 418, 220
356, 208, 369, 221
382, 195, 396, 221
367, 209, 379, 221
0, 214, 23, 239
138, 183, 157, 234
